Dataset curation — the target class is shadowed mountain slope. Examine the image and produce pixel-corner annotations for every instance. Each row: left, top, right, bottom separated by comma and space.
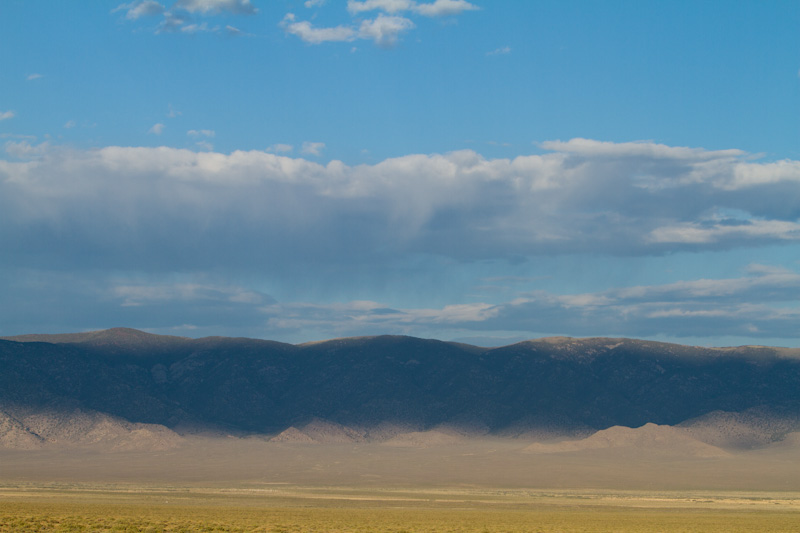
2, 330, 800, 439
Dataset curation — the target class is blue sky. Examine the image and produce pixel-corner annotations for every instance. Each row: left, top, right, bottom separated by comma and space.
2, 0, 800, 346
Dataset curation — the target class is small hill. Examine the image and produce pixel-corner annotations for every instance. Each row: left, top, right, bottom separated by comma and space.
679, 409, 800, 449
1, 406, 183, 451
523, 423, 731, 458
270, 419, 366, 444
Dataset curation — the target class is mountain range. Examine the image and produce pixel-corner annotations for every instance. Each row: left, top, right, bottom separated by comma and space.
2, 327, 800, 452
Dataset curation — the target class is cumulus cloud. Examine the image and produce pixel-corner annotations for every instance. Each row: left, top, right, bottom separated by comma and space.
358, 14, 415, 47
286, 0, 475, 46
1, 139, 799, 284
0, 111, 15, 121
282, 14, 357, 44
282, 13, 414, 46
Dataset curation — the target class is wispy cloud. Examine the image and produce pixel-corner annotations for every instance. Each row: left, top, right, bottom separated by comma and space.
148, 123, 165, 134
116, 0, 255, 35
347, 0, 478, 17
26, 73, 43, 81
187, 129, 215, 138
301, 141, 326, 156
267, 143, 294, 153
175, 0, 257, 15
486, 46, 510, 56
0, 111, 15, 121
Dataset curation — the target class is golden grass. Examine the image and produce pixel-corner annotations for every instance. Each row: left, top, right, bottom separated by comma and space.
1, 484, 799, 532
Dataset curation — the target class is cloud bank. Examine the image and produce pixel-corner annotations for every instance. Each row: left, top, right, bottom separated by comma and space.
2, 138, 800, 342
2, 139, 799, 273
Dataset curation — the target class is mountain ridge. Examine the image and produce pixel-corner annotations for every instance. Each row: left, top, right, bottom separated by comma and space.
2, 328, 800, 450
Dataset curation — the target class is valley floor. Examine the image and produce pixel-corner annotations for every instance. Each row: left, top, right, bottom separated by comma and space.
3, 436, 800, 531
1, 483, 799, 532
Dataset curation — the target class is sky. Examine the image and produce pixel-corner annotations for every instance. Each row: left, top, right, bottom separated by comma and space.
1, 0, 800, 347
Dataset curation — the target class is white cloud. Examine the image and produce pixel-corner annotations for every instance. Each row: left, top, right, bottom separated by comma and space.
0, 111, 15, 121
148, 123, 165, 135
252, 265, 800, 341
187, 129, 215, 137
305, 0, 327, 6
301, 141, 326, 156
347, 0, 477, 16
120, 0, 164, 19
347, 0, 416, 14
486, 46, 511, 56
358, 14, 415, 47
64, 120, 76, 129
289, 0, 475, 47
413, 0, 478, 17
282, 14, 357, 44
267, 143, 294, 153
174, 0, 256, 15
2, 139, 799, 279
26, 73, 43, 81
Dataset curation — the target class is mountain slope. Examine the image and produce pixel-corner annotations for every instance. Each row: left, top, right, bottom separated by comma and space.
2, 329, 800, 443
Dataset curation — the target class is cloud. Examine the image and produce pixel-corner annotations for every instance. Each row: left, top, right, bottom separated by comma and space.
358, 14, 415, 47
64, 120, 76, 129
286, 0, 475, 47
2, 139, 799, 286
347, 0, 478, 16
257, 265, 800, 341
26, 73, 43, 81
224, 24, 243, 36
413, 0, 479, 17
305, 0, 327, 6
282, 14, 357, 44
301, 141, 326, 156
486, 46, 510, 56
347, 0, 416, 14
267, 143, 294, 153
148, 123, 165, 134
5, 261, 800, 343
174, 0, 256, 15
187, 129, 215, 137
0, 111, 15, 121
118, 0, 255, 35
282, 13, 415, 47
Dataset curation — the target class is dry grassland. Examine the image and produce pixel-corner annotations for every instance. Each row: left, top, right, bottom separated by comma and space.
1, 484, 799, 532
